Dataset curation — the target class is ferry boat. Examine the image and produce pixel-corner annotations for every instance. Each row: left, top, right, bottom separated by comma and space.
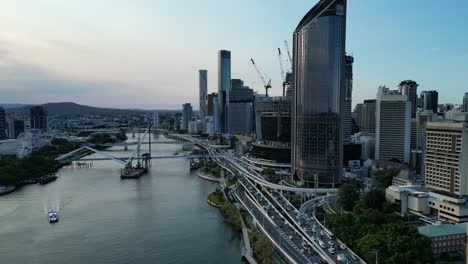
48, 211, 59, 223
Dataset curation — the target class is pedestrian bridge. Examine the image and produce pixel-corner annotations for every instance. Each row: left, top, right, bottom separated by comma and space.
56, 146, 221, 166
101, 141, 193, 147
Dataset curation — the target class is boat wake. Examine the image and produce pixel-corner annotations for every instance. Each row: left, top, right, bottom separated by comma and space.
43, 199, 61, 214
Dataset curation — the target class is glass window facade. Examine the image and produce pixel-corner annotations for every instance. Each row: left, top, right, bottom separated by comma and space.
292, 0, 346, 186
217, 50, 231, 133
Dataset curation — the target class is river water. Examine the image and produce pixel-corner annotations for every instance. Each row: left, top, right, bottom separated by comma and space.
0, 134, 242, 264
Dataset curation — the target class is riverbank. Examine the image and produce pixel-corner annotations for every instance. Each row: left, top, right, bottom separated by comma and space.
207, 189, 226, 207
197, 169, 221, 183
0, 185, 15, 196
0, 138, 118, 196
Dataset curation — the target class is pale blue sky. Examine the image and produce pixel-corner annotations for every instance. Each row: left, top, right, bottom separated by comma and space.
0, 0, 467, 109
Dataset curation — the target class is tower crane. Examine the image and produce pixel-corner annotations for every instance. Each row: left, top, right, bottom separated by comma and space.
277, 48, 287, 96
284, 40, 293, 71
250, 58, 272, 97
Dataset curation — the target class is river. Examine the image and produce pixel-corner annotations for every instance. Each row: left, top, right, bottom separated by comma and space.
0, 133, 242, 264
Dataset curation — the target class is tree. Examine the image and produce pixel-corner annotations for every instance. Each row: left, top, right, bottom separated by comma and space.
362, 189, 386, 211
372, 168, 400, 189
250, 230, 273, 264
356, 223, 432, 264
338, 183, 360, 211
261, 168, 275, 176
51, 138, 69, 145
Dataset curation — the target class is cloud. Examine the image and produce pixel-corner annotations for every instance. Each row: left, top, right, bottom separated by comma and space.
0, 58, 127, 105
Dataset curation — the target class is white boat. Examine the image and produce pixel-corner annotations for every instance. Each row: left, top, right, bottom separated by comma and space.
48, 211, 59, 223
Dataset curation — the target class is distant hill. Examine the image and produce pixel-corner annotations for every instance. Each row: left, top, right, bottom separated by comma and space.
6, 102, 150, 115
0, 104, 32, 109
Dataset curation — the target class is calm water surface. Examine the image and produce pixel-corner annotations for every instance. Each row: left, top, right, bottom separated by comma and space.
0, 134, 242, 264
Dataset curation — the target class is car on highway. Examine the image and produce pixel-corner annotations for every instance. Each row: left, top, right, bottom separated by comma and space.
319, 240, 326, 248
340, 244, 346, 250
328, 247, 335, 255
328, 240, 334, 246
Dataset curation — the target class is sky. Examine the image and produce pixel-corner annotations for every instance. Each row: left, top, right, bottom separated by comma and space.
1, 0, 467, 109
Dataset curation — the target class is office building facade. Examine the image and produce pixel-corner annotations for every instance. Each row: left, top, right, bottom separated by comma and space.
199, 70, 208, 120
207, 93, 216, 117
464, 93, 468, 113
420, 90, 439, 113
292, 0, 346, 186
356, 99, 376, 133
153, 112, 159, 128
213, 96, 219, 132
226, 79, 254, 135
416, 111, 437, 176
0, 107, 5, 140
343, 55, 354, 143
8, 120, 24, 139
425, 115, 468, 196
398, 80, 418, 118
375, 86, 411, 163
30, 106, 48, 132
217, 50, 231, 133
181, 103, 193, 131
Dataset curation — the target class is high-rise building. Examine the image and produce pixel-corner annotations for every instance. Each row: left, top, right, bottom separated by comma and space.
356, 99, 376, 133
343, 55, 354, 143
0, 107, 6, 140
217, 50, 231, 133
291, 0, 346, 187
463, 93, 468, 113
284, 72, 294, 97
425, 114, 468, 196
199, 70, 208, 120
375, 86, 411, 163
181, 103, 193, 131
420, 90, 439, 113
226, 79, 254, 135
8, 120, 24, 139
416, 110, 437, 177
398, 80, 418, 118
207, 93, 216, 117
213, 96, 219, 132
153, 112, 159, 128
409, 118, 418, 168
30, 106, 48, 131
253, 96, 291, 163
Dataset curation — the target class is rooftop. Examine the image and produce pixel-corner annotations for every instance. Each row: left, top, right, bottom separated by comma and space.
418, 223, 467, 238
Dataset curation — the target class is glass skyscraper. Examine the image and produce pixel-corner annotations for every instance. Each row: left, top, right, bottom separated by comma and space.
0, 107, 6, 140
343, 55, 354, 143
30, 106, 48, 132
217, 50, 231, 133
420, 90, 439, 113
291, 0, 346, 187
398, 80, 418, 118
199, 70, 208, 120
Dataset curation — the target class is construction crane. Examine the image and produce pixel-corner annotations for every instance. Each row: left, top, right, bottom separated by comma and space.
277, 48, 287, 96
284, 40, 293, 71
250, 58, 272, 97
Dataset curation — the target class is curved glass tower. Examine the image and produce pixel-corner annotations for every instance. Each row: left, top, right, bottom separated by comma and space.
291, 0, 346, 187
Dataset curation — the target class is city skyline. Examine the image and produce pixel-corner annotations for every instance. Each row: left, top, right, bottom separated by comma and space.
1, 0, 468, 109
2, 1, 468, 263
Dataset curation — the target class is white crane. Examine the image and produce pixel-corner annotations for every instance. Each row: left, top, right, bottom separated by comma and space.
250, 58, 272, 97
